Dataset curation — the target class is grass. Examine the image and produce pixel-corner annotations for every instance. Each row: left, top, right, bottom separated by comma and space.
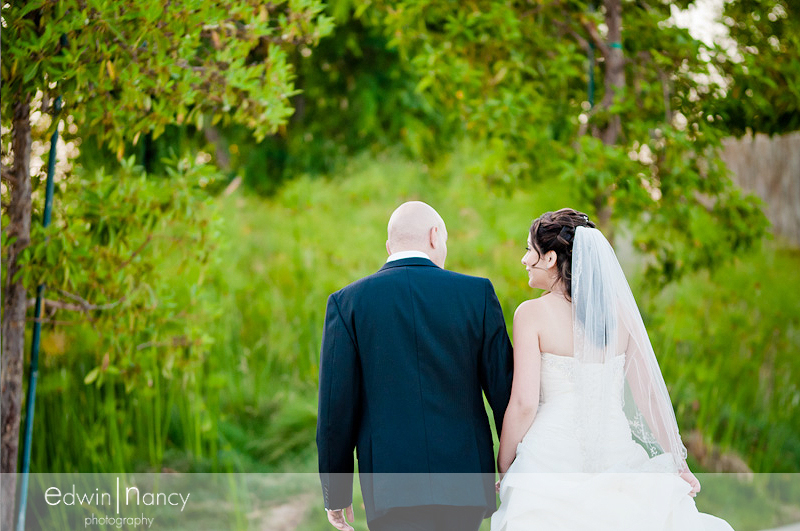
22, 145, 799, 529
648, 242, 800, 472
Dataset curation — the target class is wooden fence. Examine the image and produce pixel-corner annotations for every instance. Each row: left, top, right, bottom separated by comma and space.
721, 132, 800, 247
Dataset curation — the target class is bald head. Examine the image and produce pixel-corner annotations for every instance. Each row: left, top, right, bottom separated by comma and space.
386, 201, 448, 268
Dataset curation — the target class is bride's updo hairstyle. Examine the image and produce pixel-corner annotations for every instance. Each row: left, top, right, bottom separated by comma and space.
529, 208, 595, 300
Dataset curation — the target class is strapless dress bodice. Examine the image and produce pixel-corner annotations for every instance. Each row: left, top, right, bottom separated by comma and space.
538, 352, 626, 406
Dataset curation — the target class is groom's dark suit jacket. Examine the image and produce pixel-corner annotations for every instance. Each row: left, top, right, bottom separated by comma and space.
316, 257, 514, 523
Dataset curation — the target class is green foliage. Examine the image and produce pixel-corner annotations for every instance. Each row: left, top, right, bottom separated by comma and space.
2, 0, 332, 474
367, 0, 769, 285
1, 0, 334, 154
25, 148, 796, 477
220, 146, 796, 475
711, 0, 800, 135
206, 8, 446, 194
650, 243, 800, 472
5, 0, 795, 510
52, 1, 445, 194
563, 133, 769, 287
13, 155, 225, 472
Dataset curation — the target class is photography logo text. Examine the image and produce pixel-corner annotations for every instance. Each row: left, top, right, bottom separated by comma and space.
44, 476, 190, 528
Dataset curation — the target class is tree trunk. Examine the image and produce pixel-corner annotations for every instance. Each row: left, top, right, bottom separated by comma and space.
593, 195, 614, 243
594, 0, 624, 243
600, 0, 624, 146
1, 95, 33, 531
203, 125, 231, 172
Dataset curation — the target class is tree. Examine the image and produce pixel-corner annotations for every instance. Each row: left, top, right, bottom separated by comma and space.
711, 0, 800, 136
372, 0, 768, 283
185, 4, 448, 195
1, 1, 332, 527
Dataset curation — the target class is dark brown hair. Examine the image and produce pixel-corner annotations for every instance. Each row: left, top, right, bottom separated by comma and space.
529, 208, 596, 299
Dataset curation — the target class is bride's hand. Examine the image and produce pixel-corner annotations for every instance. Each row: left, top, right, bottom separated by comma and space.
495, 471, 506, 493
680, 470, 701, 497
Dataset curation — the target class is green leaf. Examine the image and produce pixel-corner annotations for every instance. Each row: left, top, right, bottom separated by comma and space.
84, 367, 100, 385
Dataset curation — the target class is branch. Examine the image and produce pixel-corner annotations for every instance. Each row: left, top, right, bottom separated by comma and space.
1, 167, 17, 187
576, 103, 601, 139
549, 11, 589, 50
27, 298, 83, 311
655, 66, 672, 123
57, 289, 126, 310
223, 175, 242, 196
635, 50, 672, 123
26, 316, 95, 325
578, 14, 610, 58
136, 335, 196, 351
517, 5, 544, 20
116, 234, 153, 271
27, 294, 124, 312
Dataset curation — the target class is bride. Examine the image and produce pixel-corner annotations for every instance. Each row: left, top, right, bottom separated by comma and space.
492, 209, 735, 531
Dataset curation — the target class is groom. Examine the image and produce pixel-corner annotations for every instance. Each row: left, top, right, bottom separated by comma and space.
316, 201, 514, 531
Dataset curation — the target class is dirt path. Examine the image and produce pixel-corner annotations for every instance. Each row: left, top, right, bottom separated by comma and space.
253, 492, 316, 531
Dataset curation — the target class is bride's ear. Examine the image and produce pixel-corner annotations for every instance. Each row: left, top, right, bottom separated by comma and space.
544, 250, 558, 270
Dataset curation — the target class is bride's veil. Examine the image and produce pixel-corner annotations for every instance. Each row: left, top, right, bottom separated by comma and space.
571, 226, 688, 473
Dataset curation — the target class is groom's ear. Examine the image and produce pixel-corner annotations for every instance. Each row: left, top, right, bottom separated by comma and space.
429, 226, 439, 249
386, 240, 391, 256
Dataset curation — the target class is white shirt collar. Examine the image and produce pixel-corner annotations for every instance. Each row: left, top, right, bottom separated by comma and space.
386, 250, 432, 263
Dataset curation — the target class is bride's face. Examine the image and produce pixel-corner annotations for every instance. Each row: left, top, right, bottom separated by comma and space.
522, 235, 547, 289
522, 233, 561, 291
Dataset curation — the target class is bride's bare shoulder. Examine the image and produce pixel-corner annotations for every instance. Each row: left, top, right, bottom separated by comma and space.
515, 294, 571, 329
514, 298, 548, 323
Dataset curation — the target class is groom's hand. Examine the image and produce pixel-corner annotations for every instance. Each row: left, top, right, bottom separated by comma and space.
326, 504, 355, 531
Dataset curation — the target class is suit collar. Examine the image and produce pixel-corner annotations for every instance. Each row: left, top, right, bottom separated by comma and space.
386, 250, 431, 262
379, 257, 440, 271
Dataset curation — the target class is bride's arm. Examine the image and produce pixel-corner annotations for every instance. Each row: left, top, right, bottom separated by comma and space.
497, 301, 542, 474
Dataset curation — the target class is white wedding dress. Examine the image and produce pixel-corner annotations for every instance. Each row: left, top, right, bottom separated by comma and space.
491, 352, 735, 531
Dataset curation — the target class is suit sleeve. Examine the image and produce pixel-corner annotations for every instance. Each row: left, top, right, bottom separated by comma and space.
316, 292, 361, 510
479, 279, 514, 438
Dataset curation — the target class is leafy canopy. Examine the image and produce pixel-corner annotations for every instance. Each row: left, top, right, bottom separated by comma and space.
2, 0, 334, 154
367, 0, 769, 285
